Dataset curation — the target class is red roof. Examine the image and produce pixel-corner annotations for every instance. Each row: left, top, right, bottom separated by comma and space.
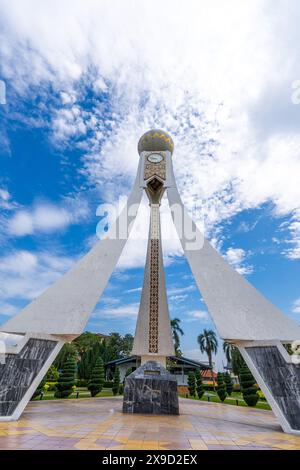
201, 370, 218, 379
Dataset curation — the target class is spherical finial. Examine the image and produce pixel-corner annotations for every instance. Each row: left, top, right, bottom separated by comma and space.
138, 129, 174, 155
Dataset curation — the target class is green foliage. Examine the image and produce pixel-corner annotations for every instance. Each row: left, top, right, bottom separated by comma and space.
45, 382, 57, 391
112, 368, 120, 396
194, 369, 204, 399
31, 375, 46, 399
104, 381, 114, 388
224, 372, 233, 396
240, 365, 259, 407
54, 356, 77, 399
76, 378, 88, 387
197, 329, 218, 388
46, 365, 59, 382
171, 318, 184, 356
54, 343, 77, 370
119, 384, 124, 395
231, 347, 246, 378
125, 368, 133, 378
216, 372, 227, 402
187, 372, 196, 397
88, 357, 105, 397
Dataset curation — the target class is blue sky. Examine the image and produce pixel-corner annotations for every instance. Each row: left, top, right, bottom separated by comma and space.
0, 0, 300, 369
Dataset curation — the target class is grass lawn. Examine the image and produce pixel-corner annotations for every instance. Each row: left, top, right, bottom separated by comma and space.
180, 392, 271, 410
33, 387, 117, 401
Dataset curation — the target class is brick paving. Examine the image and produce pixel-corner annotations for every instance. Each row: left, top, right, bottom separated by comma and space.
0, 397, 300, 450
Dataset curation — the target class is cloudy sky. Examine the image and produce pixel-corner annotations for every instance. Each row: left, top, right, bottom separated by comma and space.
0, 0, 300, 369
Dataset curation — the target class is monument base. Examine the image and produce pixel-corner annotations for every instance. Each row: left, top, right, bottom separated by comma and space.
122, 360, 179, 415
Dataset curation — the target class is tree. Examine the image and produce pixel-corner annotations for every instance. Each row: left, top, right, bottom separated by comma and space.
171, 318, 184, 356
240, 365, 259, 407
223, 341, 234, 364
231, 346, 246, 381
73, 331, 104, 355
121, 334, 134, 357
54, 356, 77, 398
216, 372, 227, 402
224, 371, 233, 396
46, 365, 59, 382
54, 343, 77, 370
112, 367, 120, 396
197, 329, 218, 388
187, 372, 196, 397
88, 357, 105, 397
194, 369, 204, 399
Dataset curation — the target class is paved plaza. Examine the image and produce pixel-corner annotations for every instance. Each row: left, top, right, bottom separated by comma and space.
0, 397, 300, 450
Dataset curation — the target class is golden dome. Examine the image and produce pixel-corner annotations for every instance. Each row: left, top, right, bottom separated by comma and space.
138, 129, 174, 155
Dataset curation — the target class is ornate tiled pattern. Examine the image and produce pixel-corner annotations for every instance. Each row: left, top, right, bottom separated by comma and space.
144, 160, 166, 181
148, 205, 160, 354
0, 397, 300, 450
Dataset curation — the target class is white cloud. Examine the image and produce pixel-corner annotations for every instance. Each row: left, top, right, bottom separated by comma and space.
1, 0, 300, 260
186, 310, 210, 323
8, 200, 89, 236
224, 247, 253, 275
168, 285, 196, 296
92, 302, 139, 319
169, 294, 188, 303
0, 302, 19, 317
292, 298, 300, 314
0, 250, 75, 303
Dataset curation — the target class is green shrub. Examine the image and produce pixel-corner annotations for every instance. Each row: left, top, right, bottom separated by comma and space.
194, 369, 204, 399
76, 378, 88, 387
45, 382, 57, 391
88, 357, 105, 397
216, 372, 227, 402
103, 381, 113, 388
257, 390, 266, 402
187, 372, 196, 397
240, 365, 259, 407
31, 375, 46, 399
112, 368, 120, 396
46, 365, 59, 382
54, 356, 77, 398
203, 384, 215, 392
119, 384, 124, 395
224, 372, 233, 396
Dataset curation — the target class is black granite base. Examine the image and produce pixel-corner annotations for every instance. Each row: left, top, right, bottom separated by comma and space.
245, 346, 300, 431
0, 338, 57, 417
123, 361, 179, 415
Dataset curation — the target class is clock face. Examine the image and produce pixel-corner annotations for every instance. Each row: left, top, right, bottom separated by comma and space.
147, 153, 163, 164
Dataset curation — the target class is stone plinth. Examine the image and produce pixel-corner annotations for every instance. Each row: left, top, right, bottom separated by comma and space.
122, 360, 179, 415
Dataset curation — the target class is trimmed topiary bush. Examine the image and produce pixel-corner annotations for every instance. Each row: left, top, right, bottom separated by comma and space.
112, 367, 120, 396
240, 365, 259, 407
88, 357, 105, 397
194, 369, 204, 399
187, 372, 196, 397
54, 356, 77, 398
216, 372, 227, 402
224, 372, 233, 396
31, 375, 46, 400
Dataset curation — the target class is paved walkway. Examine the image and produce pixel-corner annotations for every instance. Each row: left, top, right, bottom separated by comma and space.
0, 397, 300, 450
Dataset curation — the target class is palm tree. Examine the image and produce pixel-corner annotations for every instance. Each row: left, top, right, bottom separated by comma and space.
171, 318, 184, 356
197, 329, 218, 389
223, 341, 234, 364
